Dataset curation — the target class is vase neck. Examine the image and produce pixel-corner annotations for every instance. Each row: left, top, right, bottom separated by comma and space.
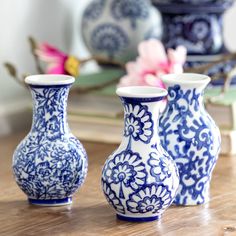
120, 97, 162, 148
166, 84, 204, 111
29, 85, 70, 139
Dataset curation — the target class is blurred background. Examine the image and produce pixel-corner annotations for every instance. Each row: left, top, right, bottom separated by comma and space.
1, 0, 236, 137
0, 0, 89, 135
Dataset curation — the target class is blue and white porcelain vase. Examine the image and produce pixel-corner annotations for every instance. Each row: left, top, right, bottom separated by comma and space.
152, 0, 233, 55
101, 86, 179, 222
159, 73, 221, 205
13, 75, 88, 206
81, 0, 162, 63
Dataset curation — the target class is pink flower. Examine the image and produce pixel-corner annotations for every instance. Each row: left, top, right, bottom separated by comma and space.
118, 39, 187, 88
36, 43, 80, 77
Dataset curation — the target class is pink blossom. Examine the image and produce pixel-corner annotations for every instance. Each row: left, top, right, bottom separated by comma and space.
118, 39, 187, 88
36, 43, 67, 74
35, 43, 80, 76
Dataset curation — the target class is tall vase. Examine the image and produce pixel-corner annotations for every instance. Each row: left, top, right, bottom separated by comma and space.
101, 86, 179, 222
13, 75, 88, 206
159, 73, 221, 205
81, 0, 162, 63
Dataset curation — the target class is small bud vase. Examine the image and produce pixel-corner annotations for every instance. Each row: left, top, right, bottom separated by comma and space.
101, 86, 179, 222
159, 73, 221, 205
13, 75, 88, 206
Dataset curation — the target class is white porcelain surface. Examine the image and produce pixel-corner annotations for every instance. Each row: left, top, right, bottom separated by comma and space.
159, 73, 221, 205
102, 86, 179, 221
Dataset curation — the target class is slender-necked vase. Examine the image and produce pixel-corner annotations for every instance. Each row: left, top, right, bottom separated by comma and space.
13, 75, 88, 206
159, 73, 221, 205
101, 86, 179, 222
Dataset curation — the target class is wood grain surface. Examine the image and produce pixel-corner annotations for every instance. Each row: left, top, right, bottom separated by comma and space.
0, 132, 236, 236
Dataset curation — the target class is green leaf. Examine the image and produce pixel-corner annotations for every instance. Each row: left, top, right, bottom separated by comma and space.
4, 63, 17, 77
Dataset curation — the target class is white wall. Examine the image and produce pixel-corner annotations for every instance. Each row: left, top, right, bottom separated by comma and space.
0, 0, 235, 108
0, 0, 89, 107
224, 4, 236, 52
0, 0, 91, 135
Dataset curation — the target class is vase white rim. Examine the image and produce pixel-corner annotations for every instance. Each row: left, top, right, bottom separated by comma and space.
25, 74, 75, 86
161, 73, 211, 85
116, 86, 167, 98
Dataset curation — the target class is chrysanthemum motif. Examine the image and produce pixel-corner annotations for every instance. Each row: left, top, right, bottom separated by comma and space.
103, 150, 146, 199
111, 0, 149, 29
148, 152, 176, 182
91, 23, 129, 59
83, 0, 105, 21
124, 103, 153, 143
126, 184, 172, 214
102, 181, 125, 214
188, 16, 211, 42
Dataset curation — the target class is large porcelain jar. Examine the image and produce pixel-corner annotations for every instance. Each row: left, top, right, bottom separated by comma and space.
152, 0, 233, 55
13, 75, 88, 206
159, 73, 221, 205
101, 86, 179, 222
81, 0, 162, 63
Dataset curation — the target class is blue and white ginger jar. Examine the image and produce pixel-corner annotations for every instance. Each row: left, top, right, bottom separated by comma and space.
159, 73, 221, 205
101, 86, 179, 222
153, 0, 233, 55
13, 75, 88, 206
81, 0, 162, 63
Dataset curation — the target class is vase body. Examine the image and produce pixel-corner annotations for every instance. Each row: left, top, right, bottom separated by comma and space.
101, 86, 179, 222
159, 73, 221, 205
81, 0, 162, 63
13, 75, 88, 206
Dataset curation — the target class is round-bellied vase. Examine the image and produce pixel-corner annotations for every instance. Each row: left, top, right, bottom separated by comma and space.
101, 86, 179, 222
159, 73, 221, 205
81, 0, 162, 63
13, 75, 88, 206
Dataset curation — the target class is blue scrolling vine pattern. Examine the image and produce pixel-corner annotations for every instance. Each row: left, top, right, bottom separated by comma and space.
102, 99, 178, 218
13, 85, 88, 200
159, 85, 221, 205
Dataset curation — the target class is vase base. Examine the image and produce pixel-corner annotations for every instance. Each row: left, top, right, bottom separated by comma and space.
28, 197, 72, 206
173, 198, 209, 206
117, 214, 160, 222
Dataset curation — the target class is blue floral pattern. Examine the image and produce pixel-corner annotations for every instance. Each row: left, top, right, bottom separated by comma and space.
81, 0, 162, 63
13, 85, 88, 202
102, 95, 179, 221
126, 184, 172, 214
162, 13, 223, 54
123, 103, 153, 144
159, 85, 221, 205
90, 23, 129, 59
103, 150, 146, 199
102, 182, 125, 214
111, 0, 149, 29
83, 0, 105, 22
148, 151, 179, 190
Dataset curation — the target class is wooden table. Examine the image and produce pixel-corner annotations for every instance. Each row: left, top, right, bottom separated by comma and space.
1, 132, 236, 236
